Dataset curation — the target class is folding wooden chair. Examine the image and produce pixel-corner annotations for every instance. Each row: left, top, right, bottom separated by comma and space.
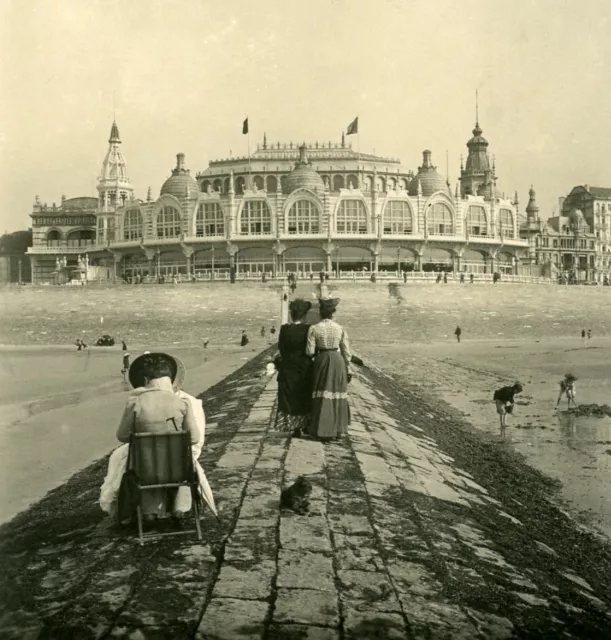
129, 431, 203, 546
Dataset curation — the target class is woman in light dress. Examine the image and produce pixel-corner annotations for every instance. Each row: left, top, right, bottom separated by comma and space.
304, 296, 352, 442
99, 352, 216, 522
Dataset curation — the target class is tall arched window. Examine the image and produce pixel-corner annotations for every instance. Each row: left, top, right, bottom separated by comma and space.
196, 203, 225, 237
47, 229, 61, 247
333, 175, 345, 191
156, 206, 181, 239
499, 209, 515, 238
466, 205, 487, 236
266, 175, 278, 193
124, 209, 143, 240
336, 200, 367, 234
287, 200, 320, 234
427, 202, 453, 235
383, 201, 413, 234
240, 200, 272, 235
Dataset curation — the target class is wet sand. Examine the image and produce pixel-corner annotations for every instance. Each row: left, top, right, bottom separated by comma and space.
362, 336, 611, 537
0, 343, 269, 524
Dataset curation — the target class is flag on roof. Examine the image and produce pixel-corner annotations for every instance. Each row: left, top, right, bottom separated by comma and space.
242, 117, 249, 135
346, 116, 358, 135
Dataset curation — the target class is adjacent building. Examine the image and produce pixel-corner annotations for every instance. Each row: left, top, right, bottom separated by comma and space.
28, 117, 531, 283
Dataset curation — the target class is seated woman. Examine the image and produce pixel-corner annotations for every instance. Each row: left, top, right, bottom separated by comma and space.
100, 352, 215, 522
305, 296, 352, 442
276, 299, 313, 437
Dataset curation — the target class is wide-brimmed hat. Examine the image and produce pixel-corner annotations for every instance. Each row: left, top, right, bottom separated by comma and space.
128, 352, 186, 390
564, 373, 578, 382
318, 296, 340, 312
289, 298, 312, 318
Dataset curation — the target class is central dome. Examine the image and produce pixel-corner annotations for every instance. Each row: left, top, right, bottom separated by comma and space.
160, 153, 198, 198
408, 150, 451, 197
283, 144, 325, 195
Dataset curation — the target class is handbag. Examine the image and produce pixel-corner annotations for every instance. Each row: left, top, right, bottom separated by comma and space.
117, 415, 141, 524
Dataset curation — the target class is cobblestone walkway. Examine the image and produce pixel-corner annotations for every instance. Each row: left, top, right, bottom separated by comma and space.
1, 354, 611, 639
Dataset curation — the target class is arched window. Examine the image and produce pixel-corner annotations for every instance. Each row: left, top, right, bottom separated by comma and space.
156, 206, 181, 239
499, 209, 515, 238
287, 200, 320, 234
383, 201, 413, 234
336, 200, 367, 234
253, 175, 264, 191
333, 175, 345, 191
427, 202, 453, 235
196, 203, 225, 237
266, 176, 278, 193
213, 178, 222, 193
124, 209, 143, 240
240, 200, 272, 235
47, 229, 61, 247
235, 177, 246, 195
466, 205, 487, 236
347, 174, 359, 189
201, 180, 211, 193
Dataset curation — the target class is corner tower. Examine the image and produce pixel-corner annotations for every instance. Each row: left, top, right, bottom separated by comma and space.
97, 120, 133, 212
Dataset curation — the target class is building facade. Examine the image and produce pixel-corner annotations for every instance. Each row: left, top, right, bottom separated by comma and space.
29, 118, 530, 282
520, 185, 611, 283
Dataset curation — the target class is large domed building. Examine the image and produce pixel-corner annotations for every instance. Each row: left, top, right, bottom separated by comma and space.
28, 117, 530, 283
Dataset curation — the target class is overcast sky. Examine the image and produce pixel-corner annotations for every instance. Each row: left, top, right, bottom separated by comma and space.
1, 0, 610, 232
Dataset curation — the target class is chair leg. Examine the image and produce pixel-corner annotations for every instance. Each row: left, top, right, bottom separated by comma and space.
193, 493, 203, 541
136, 505, 145, 546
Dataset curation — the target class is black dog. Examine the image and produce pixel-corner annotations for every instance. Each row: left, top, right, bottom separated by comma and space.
280, 476, 312, 515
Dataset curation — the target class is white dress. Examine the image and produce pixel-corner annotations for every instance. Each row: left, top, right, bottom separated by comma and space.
99, 389, 216, 517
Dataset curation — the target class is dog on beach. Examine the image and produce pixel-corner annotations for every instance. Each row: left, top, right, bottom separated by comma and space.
280, 476, 312, 515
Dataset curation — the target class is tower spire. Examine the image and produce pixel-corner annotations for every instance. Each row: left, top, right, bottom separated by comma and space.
475, 89, 479, 127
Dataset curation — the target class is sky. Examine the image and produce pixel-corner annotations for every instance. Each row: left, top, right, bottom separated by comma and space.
1, 0, 611, 232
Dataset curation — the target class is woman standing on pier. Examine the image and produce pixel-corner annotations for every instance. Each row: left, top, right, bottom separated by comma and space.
305, 296, 352, 442
276, 299, 313, 437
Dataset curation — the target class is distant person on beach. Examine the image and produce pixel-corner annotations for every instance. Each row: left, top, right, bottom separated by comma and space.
304, 296, 352, 442
581, 329, 586, 346
121, 352, 130, 379
556, 373, 578, 410
275, 299, 313, 437
470, 273, 474, 284
454, 326, 462, 343
122, 340, 127, 351
588, 329, 592, 340
403, 271, 408, 283
203, 339, 209, 349
493, 382, 523, 431
436, 273, 442, 284
443, 272, 448, 284
76, 339, 83, 351
261, 326, 266, 338
460, 272, 465, 283
100, 353, 215, 523
241, 331, 249, 347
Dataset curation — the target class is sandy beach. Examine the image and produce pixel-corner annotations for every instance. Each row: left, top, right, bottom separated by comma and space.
0, 342, 270, 524
361, 336, 611, 537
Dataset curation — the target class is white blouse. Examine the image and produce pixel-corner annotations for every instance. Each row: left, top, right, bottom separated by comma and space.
306, 319, 352, 372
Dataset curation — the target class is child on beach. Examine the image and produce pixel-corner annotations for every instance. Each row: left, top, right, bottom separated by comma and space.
121, 352, 130, 380
493, 382, 523, 431
556, 373, 578, 410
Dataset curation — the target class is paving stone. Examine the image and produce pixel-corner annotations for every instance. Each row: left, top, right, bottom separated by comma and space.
386, 560, 444, 598
238, 494, 280, 519
399, 597, 478, 639
212, 561, 275, 600
277, 550, 335, 591
355, 453, 399, 486
272, 588, 339, 626
216, 450, 260, 469
225, 526, 277, 563
196, 598, 267, 639
280, 516, 331, 552
285, 440, 325, 476
267, 624, 340, 639
328, 514, 374, 536
337, 570, 401, 613
342, 608, 406, 639
333, 536, 385, 572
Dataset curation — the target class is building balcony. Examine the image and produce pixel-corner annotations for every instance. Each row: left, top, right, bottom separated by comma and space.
28, 242, 95, 254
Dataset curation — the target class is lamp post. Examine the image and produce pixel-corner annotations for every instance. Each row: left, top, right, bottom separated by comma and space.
17, 259, 22, 285
335, 247, 340, 278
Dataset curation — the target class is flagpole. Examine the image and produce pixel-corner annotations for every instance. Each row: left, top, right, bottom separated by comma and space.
247, 116, 252, 190
357, 114, 360, 168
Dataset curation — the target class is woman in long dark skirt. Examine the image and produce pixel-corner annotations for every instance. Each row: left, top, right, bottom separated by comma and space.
276, 299, 313, 436
305, 297, 351, 442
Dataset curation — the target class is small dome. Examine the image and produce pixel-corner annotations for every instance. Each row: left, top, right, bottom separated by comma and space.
283, 144, 325, 195
160, 153, 199, 198
467, 123, 489, 147
408, 150, 451, 197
